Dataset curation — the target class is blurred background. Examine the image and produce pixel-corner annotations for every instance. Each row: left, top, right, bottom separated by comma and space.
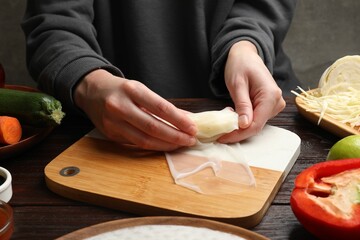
1, 0, 360, 90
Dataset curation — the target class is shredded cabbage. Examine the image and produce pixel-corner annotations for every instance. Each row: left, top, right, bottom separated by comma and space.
291, 87, 360, 128
292, 55, 360, 130
319, 55, 360, 96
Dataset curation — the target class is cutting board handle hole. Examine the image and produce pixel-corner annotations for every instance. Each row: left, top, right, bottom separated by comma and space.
60, 166, 80, 177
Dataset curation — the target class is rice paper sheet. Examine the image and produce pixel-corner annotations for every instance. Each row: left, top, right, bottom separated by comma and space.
165, 108, 256, 194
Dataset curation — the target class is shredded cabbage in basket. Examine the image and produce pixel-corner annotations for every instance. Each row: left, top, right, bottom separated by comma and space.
291, 87, 360, 128
291, 55, 360, 129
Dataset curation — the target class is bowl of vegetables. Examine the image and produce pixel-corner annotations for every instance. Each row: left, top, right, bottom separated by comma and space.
0, 64, 65, 159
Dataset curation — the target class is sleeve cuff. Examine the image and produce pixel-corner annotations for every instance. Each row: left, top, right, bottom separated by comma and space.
54, 56, 123, 115
209, 37, 266, 98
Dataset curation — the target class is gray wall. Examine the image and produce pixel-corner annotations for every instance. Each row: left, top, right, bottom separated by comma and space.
0, 0, 34, 87
1, 0, 360, 89
283, 0, 360, 89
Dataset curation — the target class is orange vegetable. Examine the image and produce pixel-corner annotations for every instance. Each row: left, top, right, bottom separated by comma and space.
0, 116, 22, 145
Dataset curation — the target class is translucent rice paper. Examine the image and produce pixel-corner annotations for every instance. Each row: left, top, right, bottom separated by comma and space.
86, 225, 246, 240
165, 108, 256, 195
165, 142, 255, 194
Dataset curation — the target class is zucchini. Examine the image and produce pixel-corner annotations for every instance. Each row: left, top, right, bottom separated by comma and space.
0, 88, 65, 127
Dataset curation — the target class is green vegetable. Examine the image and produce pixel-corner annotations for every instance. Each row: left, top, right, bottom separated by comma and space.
0, 88, 65, 127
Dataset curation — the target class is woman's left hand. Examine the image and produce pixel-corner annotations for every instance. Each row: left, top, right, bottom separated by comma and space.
218, 41, 286, 143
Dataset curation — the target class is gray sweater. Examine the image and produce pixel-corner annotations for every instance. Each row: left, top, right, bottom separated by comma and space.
22, 0, 299, 114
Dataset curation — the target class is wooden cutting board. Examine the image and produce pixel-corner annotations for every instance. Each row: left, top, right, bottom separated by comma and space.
45, 125, 300, 228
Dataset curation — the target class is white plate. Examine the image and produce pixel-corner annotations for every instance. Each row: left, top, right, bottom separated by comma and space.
57, 217, 269, 240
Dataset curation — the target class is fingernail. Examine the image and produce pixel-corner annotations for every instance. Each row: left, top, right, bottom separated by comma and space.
188, 125, 198, 136
238, 115, 249, 128
188, 136, 197, 146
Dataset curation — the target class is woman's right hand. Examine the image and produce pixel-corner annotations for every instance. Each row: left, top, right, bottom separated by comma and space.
74, 69, 197, 151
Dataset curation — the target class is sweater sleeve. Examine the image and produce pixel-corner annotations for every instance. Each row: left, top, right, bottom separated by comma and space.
21, 0, 123, 114
209, 0, 297, 97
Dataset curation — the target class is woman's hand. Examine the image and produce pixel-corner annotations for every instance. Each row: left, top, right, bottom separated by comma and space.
74, 69, 197, 151
218, 41, 286, 143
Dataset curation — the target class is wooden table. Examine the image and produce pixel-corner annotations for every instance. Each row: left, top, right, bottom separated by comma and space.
1, 97, 339, 240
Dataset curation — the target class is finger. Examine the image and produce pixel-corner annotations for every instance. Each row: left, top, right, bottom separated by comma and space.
228, 80, 253, 129
134, 109, 197, 147
125, 82, 197, 136
101, 89, 197, 148
218, 94, 285, 143
217, 121, 261, 143
102, 117, 183, 151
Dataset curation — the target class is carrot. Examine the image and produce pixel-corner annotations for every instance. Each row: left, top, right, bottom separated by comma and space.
0, 116, 22, 145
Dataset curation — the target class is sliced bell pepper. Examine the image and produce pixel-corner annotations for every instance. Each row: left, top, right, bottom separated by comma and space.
290, 158, 360, 240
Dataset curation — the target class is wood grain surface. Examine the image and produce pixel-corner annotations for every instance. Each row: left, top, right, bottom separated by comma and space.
45, 138, 281, 228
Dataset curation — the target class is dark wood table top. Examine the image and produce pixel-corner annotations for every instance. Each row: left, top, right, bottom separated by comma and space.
1, 97, 339, 240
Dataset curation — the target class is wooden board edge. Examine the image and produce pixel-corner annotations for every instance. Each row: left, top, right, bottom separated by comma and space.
44, 164, 281, 229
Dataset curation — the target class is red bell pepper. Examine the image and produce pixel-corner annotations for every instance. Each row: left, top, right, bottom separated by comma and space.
290, 158, 360, 240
